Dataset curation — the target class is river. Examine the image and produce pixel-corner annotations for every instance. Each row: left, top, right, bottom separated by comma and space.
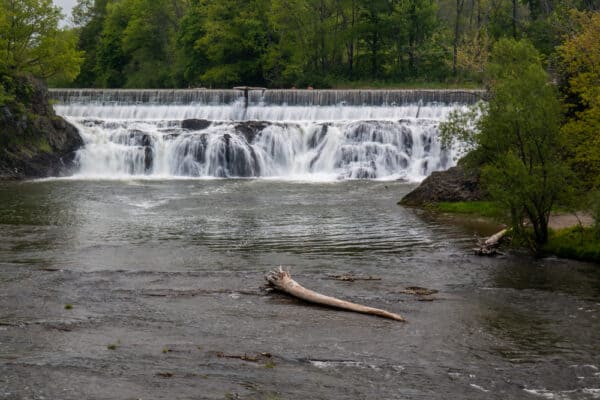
0, 179, 598, 399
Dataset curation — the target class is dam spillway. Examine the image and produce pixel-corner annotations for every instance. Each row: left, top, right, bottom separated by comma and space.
50, 89, 479, 181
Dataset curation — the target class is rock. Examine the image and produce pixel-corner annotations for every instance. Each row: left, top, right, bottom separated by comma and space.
399, 164, 485, 206
182, 119, 211, 131
234, 121, 268, 143
0, 75, 83, 180
144, 146, 153, 172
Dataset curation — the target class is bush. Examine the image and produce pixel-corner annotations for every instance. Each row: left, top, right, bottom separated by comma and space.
544, 226, 600, 263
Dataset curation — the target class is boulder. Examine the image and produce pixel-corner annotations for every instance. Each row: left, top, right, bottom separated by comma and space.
0, 75, 83, 180
181, 119, 211, 131
399, 164, 485, 206
234, 121, 268, 143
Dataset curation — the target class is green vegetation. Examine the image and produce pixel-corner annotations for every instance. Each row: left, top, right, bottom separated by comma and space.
66, 0, 598, 88
558, 10, 600, 190
438, 22, 600, 258
441, 38, 572, 252
0, 0, 83, 87
107, 343, 118, 350
0, 0, 83, 108
544, 227, 600, 263
431, 201, 505, 219
64, 303, 73, 310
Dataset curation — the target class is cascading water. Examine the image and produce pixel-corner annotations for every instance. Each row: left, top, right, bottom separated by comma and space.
51, 89, 479, 181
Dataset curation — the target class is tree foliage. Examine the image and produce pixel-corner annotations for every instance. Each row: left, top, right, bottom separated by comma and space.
67, 0, 599, 88
442, 39, 571, 250
0, 0, 83, 82
558, 10, 600, 189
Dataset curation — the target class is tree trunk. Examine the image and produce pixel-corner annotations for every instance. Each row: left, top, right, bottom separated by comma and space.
453, 0, 464, 77
512, 0, 517, 38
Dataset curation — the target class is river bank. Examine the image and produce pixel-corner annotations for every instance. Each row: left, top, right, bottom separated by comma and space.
400, 168, 600, 263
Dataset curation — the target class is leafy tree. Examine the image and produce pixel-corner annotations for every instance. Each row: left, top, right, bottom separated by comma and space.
94, 0, 130, 87
93, 0, 185, 88
177, 0, 208, 86
442, 39, 571, 251
179, 0, 270, 87
558, 10, 600, 189
0, 0, 83, 82
72, 0, 110, 87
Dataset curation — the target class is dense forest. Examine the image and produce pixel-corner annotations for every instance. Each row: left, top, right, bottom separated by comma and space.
60, 0, 598, 88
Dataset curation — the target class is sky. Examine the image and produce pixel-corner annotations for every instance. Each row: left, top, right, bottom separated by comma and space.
54, 0, 78, 24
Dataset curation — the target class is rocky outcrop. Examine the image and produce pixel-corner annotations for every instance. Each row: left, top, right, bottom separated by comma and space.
234, 121, 268, 143
182, 119, 211, 130
0, 76, 83, 180
399, 164, 485, 206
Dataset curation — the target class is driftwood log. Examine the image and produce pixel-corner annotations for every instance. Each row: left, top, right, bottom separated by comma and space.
475, 228, 509, 256
266, 267, 405, 322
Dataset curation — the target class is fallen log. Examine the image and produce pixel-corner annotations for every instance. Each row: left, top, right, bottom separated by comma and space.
266, 267, 405, 322
475, 228, 509, 256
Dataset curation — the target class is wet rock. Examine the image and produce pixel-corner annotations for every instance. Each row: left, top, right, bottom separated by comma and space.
308, 124, 328, 149
0, 75, 83, 180
127, 130, 153, 147
234, 121, 268, 143
219, 133, 260, 177
401, 128, 413, 156
182, 119, 211, 131
144, 147, 153, 172
399, 164, 485, 206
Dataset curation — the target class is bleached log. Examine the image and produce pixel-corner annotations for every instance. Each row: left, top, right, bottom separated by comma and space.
475, 228, 509, 256
266, 267, 405, 322
484, 228, 508, 247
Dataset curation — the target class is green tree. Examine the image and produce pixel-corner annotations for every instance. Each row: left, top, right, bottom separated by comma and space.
0, 0, 83, 82
177, 0, 208, 86
443, 39, 571, 251
94, 0, 130, 87
558, 10, 600, 189
94, 0, 185, 88
190, 0, 271, 87
72, 0, 110, 87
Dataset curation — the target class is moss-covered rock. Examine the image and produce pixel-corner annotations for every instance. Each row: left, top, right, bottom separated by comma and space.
399, 164, 485, 206
0, 75, 83, 179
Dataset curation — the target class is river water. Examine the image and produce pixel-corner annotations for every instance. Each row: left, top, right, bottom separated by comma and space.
0, 179, 598, 399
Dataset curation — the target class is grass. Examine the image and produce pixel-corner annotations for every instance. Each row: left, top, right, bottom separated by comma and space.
544, 226, 600, 263
424, 200, 600, 262
107, 343, 118, 350
429, 201, 506, 220
64, 304, 73, 310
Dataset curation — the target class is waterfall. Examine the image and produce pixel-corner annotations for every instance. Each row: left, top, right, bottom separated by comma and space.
51, 89, 474, 181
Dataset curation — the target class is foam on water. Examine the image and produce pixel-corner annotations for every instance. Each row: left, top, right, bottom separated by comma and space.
52, 89, 471, 181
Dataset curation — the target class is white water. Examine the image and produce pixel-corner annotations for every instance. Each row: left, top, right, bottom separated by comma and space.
53, 91, 468, 181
